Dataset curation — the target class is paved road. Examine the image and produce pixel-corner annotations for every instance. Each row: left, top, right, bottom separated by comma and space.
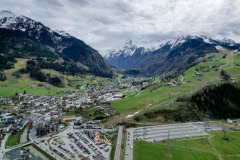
124, 129, 133, 160
0, 134, 10, 160
114, 125, 123, 160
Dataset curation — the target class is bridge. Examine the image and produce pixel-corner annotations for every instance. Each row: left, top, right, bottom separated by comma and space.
4, 141, 33, 152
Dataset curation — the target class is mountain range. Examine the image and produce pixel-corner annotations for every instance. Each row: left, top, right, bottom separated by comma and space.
1, 10, 240, 82
103, 36, 240, 76
0, 10, 113, 82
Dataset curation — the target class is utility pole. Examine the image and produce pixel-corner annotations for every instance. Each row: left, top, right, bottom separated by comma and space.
166, 130, 171, 157
222, 119, 227, 139
223, 127, 227, 139
204, 116, 208, 132
204, 111, 209, 132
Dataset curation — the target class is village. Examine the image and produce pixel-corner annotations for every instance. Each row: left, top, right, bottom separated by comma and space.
0, 76, 154, 160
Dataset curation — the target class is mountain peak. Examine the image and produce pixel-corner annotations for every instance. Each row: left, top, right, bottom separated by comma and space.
0, 10, 17, 19
0, 10, 73, 40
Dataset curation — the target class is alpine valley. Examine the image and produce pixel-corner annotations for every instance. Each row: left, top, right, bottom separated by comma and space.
1, 5, 240, 160
103, 36, 240, 76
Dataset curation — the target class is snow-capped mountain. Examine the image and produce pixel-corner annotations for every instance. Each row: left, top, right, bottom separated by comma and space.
104, 35, 240, 76
104, 39, 163, 59
0, 10, 113, 78
0, 10, 72, 42
104, 36, 192, 59
105, 39, 138, 58
105, 35, 239, 59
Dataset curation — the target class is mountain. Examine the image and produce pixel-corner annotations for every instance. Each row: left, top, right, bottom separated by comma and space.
0, 10, 113, 85
104, 35, 240, 76
104, 39, 163, 70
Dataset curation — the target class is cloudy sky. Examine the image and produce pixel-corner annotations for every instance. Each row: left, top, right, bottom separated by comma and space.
0, 0, 240, 51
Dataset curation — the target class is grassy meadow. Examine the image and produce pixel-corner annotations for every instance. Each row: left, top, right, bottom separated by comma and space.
134, 131, 240, 160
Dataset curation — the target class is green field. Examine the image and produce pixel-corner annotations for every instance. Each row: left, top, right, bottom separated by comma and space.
6, 132, 22, 147
110, 133, 118, 160
134, 132, 240, 160
111, 51, 240, 117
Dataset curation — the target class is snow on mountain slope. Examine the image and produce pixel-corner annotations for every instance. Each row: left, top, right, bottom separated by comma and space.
104, 39, 164, 58
104, 36, 191, 58
166, 36, 192, 49
105, 35, 240, 60
0, 10, 72, 41
54, 30, 72, 38
104, 35, 240, 73
104, 39, 137, 58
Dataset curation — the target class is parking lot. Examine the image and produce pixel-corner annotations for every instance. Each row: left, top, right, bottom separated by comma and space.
132, 123, 208, 142
45, 123, 112, 160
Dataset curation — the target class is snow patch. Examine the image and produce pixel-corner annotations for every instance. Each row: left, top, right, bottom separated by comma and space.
201, 36, 212, 44
166, 35, 199, 49
216, 45, 224, 51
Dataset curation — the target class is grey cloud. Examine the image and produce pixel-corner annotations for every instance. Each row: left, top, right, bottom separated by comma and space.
91, 15, 116, 25
35, 0, 63, 7
67, 0, 90, 6
0, 0, 239, 51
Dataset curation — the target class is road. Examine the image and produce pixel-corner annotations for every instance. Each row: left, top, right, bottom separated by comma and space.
114, 125, 123, 160
4, 141, 33, 152
0, 134, 10, 160
124, 129, 133, 160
